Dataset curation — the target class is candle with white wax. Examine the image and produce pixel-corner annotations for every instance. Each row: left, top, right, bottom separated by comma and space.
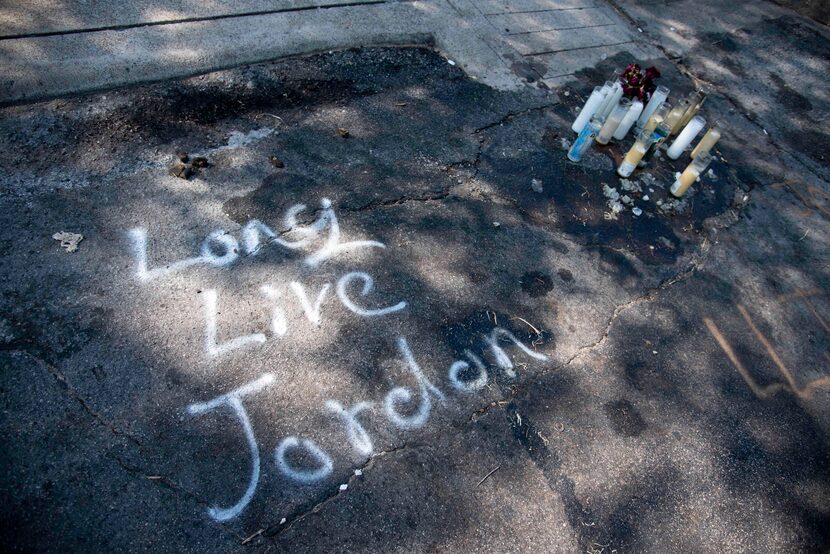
597, 81, 622, 119
691, 121, 723, 159
636, 85, 669, 132
571, 86, 606, 133
670, 151, 713, 197
606, 82, 625, 116
617, 129, 652, 177
613, 99, 644, 140
667, 115, 706, 159
597, 97, 632, 144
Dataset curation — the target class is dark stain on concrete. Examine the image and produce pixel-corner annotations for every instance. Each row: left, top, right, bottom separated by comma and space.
603, 399, 647, 437
520, 271, 554, 297
557, 268, 574, 282
770, 73, 813, 114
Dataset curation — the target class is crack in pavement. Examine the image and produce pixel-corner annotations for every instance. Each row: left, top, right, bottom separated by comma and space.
339, 101, 558, 212
15, 349, 144, 448
472, 102, 559, 136
109, 455, 248, 543
260, 442, 431, 544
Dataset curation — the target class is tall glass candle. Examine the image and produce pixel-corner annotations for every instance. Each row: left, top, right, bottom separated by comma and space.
571, 86, 606, 133
691, 121, 723, 159
670, 151, 713, 197
665, 99, 690, 135
597, 97, 632, 144
676, 88, 707, 131
641, 102, 671, 137
598, 81, 623, 119
636, 85, 669, 132
667, 115, 706, 159
567, 114, 604, 162
613, 99, 643, 140
638, 120, 672, 167
617, 129, 652, 177
593, 81, 615, 120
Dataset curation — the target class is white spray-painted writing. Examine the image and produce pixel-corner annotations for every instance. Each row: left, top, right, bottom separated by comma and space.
290, 282, 330, 325
131, 198, 384, 283
304, 199, 385, 268
205, 275, 406, 358
448, 350, 489, 393
483, 327, 549, 378
203, 289, 267, 358
275, 436, 334, 484
384, 337, 446, 430
337, 271, 407, 317
325, 400, 374, 456
259, 285, 288, 336
154, 195, 553, 521
184, 327, 547, 521
186, 374, 274, 522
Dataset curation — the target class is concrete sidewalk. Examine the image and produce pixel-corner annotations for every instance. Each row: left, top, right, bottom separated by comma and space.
0, 0, 657, 104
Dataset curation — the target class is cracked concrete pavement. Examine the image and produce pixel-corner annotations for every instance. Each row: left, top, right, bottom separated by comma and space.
1, 1, 830, 552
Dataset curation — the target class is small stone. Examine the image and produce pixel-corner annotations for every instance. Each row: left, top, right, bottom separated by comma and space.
169, 162, 192, 179
269, 155, 285, 168
52, 231, 83, 252
176, 151, 189, 162
280, 518, 286, 525
447, 59, 456, 66
492, 221, 501, 228
354, 469, 363, 476
643, 195, 649, 201
337, 127, 350, 138
652, 350, 658, 355
563, 91, 570, 96
632, 207, 643, 216
191, 156, 209, 168
621, 195, 632, 205
339, 484, 348, 491
531, 178, 543, 193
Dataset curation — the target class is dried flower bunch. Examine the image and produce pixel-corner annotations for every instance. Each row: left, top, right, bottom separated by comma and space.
621, 63, 661, 101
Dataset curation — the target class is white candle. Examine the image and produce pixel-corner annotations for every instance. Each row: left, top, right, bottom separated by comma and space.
636, 85, 669, 132
572, 86, 606, 133
598, 81, 624, 119
597, 98, 632, 144
667, 115, 706, 159
613, 99, 643, 140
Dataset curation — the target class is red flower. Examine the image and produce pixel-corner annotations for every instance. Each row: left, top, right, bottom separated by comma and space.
644, 66, 661, 79
619, 63, 661, 101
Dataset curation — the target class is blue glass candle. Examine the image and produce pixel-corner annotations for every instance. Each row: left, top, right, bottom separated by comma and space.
567, 114, 604, 162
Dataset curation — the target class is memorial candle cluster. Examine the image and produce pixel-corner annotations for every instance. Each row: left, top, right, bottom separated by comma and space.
570, 64, 725, 198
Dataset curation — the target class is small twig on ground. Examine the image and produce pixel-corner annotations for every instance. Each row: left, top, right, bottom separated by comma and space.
476, 465, 501, 487
798, 229, 809, 241
241, 529, 265, 545
510, 316, 541, 335
259, 113, 284, 123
